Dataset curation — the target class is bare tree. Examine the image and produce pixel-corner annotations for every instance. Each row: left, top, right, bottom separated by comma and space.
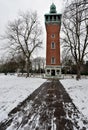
15, 53, 26, 73
32, 57, 45, 72
62, 0, 88, 79
2, 11, 43, 77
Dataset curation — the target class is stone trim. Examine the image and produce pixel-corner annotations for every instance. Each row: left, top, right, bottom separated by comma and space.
45, 65, 62, 78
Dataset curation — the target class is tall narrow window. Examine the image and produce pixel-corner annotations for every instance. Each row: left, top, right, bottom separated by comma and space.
50, 16, 52, 21
51, 57, 55, 64
51, 42, 55, 49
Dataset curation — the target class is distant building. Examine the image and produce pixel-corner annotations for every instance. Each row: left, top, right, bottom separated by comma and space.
44, 3, 62, 78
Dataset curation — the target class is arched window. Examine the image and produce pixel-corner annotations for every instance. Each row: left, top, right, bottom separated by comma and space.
51, 57, 55, 64
51, 42, 55, 49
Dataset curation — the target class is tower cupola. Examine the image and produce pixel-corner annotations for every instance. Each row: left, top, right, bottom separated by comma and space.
45, 3, 61, 24
50, 3, 57, 13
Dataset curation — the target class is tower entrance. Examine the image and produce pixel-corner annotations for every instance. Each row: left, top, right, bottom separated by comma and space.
51, 69, 55, 76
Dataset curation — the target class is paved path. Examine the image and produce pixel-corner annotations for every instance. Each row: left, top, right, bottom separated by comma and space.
0, 80, 88, 130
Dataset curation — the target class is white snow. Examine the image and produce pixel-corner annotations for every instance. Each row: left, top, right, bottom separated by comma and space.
60, 78, 88, 120
0, 74, 46, 122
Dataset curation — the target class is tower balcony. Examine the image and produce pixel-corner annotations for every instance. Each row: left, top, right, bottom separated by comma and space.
45, 14, 62, 24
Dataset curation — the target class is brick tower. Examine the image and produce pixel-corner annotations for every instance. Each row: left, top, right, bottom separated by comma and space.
45, 3, 62, 78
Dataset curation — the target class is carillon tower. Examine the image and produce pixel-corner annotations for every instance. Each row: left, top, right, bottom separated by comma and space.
45, 3, 62, 78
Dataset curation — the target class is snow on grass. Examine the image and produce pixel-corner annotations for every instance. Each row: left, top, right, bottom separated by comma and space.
60, 78, 88, 120
0, 75, 46, 122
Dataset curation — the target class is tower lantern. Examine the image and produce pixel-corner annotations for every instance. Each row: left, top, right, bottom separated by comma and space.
44, 3, 62, 78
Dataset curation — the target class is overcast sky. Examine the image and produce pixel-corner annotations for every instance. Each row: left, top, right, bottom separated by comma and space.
0, 0, 65, 59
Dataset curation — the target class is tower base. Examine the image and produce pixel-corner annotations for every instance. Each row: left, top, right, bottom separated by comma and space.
45, 65, 62, 79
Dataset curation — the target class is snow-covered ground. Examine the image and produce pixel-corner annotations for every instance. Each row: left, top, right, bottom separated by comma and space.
60, 78, 88, 120
0, 74, 46, 122
0, 74, 88, 124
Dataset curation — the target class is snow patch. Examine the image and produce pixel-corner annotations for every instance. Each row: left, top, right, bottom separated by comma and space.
0, 75, 46, 122
60, 79, 88, 120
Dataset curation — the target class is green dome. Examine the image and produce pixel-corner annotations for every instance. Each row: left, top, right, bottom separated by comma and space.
50, 3, 57, 13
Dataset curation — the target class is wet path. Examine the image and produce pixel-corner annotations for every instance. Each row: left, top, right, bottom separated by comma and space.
0, 80, 88, 130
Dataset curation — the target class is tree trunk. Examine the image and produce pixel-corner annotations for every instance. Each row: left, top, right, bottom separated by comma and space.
76, 64, 81, 80
26, 58, 31, 78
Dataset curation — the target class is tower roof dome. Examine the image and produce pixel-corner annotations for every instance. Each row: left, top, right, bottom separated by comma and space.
50, 3, 57, 13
